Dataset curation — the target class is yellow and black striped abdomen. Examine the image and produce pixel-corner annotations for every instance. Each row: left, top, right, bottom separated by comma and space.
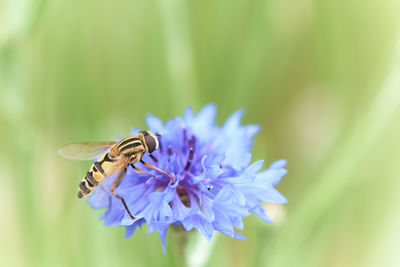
77, 153, 116, 198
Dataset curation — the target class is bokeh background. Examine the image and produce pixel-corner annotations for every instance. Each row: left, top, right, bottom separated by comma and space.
1, 0, 400, 266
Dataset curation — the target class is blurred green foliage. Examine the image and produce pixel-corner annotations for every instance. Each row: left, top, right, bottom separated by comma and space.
1, 0, 400, 266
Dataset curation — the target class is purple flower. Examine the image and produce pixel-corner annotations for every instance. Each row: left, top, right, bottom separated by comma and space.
88, 104, 287, 253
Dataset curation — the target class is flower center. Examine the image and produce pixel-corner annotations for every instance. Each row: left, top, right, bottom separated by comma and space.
177, 185, 190, 207
154, 129, 201, 208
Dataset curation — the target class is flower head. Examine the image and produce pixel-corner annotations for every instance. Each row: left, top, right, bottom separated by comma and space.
88, 104, 287, 253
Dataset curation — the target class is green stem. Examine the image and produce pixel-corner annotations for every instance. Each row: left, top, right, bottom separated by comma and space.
185, 231, 219, 267
170, 227, 219, 267
170, 226, 189, 267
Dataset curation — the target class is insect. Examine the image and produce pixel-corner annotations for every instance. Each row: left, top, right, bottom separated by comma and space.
58, 131, 174, 220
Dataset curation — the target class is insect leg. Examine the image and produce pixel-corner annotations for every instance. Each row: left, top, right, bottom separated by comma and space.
130, 164, 158, 180
149, 154, 158, 163
140, 160, 175, 182
110, 168, 135, 220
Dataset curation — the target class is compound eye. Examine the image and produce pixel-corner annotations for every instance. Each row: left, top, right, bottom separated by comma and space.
144, 135, 157, 153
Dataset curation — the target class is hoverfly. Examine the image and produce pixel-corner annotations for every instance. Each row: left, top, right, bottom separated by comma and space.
58, 131, 174, 220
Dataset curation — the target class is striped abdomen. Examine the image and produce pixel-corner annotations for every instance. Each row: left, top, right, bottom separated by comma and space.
77, 153, 115, 198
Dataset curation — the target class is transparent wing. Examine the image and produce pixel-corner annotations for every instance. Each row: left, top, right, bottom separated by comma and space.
102, 155, 132, 178
58, 142, 116, 160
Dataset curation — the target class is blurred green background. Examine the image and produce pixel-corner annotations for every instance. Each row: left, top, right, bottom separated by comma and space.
1, 0, 400, 266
